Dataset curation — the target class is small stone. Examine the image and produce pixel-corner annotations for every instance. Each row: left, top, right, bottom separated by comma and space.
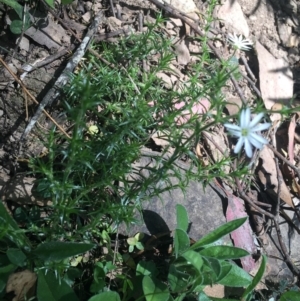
166, 21, 174, 29
82, 11, 92, 24
170, 18, 183, 27
17, 36, 30, 52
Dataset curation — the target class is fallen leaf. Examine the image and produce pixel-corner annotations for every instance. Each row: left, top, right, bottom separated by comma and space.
288, 115, 296, 169
25, 15, 70, 50
6, 270, 37, 301
258, 146, 294, 207
226, 195, 256, 272
173, 39, 191, 65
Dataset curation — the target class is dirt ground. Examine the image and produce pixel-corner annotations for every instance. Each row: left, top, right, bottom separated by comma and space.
1, 0, 300, 289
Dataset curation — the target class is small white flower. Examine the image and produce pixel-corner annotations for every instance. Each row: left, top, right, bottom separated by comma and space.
224, 108, 271, 158
228, 33, 253, 51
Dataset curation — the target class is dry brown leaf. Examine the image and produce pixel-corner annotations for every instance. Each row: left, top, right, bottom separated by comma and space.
288, 115, 296, 167
203, 130, 230, 174
203, 284, 225, 298
258, 146, 294, 207
156, 72, 175, 89
151, 130, 170, 147
25, 16, 70, 50
173, 40, 190, 65
6, 270, 37, 301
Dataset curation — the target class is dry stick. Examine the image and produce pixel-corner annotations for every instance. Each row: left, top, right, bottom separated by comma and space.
0, 57, 70, 139
235, 177, 300, 276
241, 73, 261, 98
240, 55, 256, 82
267, 144, 300, 181
109, 0, 116, 18
20, 10, 105, 143
148, 0, 247, 104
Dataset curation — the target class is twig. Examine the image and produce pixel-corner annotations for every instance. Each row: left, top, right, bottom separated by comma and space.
240, 55, 256, 82
241, 72, 261, 98
235, 176, 300, 276
0, 57, 70, 139
267, 144, 300, 181
19, 10, 105, 143
109, 0, 116, 18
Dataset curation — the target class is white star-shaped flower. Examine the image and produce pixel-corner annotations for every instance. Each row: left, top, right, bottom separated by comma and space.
224, 108, 271, 158
228, 33, 253, 51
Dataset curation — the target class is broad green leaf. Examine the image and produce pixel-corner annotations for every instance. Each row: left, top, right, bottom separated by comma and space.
136, 260, 158, 276
61, 0, 73, 4
217, 263, 251, 287
88, 291, 121, 301
174, 294, 186, 301
215, 261, 231, 282
10, 18, 31, 34
37, 270, 80, 301
127, 237, 137, 245
6, 248, 26, 266
242, 255, 267, 299
199, 246, 249, 260
176, 204, 188, 231
174, 228, 190, 257
198, 291, 212, 301
190, 218, 247, 250
210, 297, 240, 301
0, 262, 17, 294
0, 0, 23, 18
168, 264, 190, 293
280, 291, 300, 301
202, 257, 222, 278
44, 0, 55, 8
200, 257, 221, 285
143, 275, 170, 301
32, 242, 95, 262
181, 250, 203, 271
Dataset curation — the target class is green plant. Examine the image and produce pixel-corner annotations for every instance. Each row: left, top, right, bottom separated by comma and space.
1, 0, 31, 33
89, 205, 266, 301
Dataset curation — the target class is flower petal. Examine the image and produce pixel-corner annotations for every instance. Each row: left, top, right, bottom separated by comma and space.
244, 138, 253, 157
240, 108, 250, 128
249, 112, 264, 128
234, 136, 245, 154
251, 123, 271, 132
224, 123, 241, 131
249, 132, 269, 146
248, 135, 264, 149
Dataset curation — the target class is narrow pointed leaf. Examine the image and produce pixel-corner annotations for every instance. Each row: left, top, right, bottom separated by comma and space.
242, 255, 266, 299
199, 246, 249, 260
176, 204, 189, 231
190, 218, 247, 250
